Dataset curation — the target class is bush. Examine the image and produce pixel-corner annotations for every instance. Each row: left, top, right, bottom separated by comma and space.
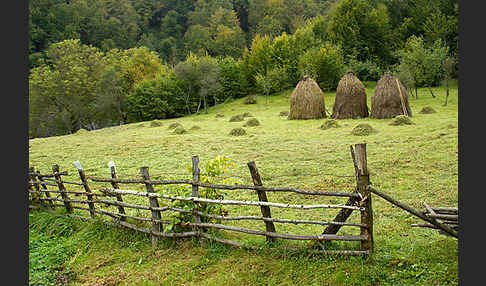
218, 57, 249, 100
345, 57, 383, 81
298, 42, 344, 91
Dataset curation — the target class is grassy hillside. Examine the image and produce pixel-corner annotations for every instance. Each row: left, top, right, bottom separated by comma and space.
29, 82, 458, 285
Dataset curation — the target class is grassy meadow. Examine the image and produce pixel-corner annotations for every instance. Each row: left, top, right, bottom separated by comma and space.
29, 81, 458, 285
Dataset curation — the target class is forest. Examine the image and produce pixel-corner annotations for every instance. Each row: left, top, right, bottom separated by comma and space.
29, 0, 458, 138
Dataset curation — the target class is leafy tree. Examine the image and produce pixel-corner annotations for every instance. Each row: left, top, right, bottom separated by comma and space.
398, 35, 449, 98
174, 53, 202, 115
197, 56, 221, 114
217, 57, 249, 100
441, 56, 456, 106
183, 25, 212, 56
254, 72, 271, 105
298, 42, 344, 91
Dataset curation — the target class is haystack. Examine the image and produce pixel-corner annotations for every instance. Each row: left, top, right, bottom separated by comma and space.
289, 75, 326, 120
332, 71, 369, 119
370, 72, 412, 119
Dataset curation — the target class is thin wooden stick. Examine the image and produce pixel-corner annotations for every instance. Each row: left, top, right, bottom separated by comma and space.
191, 156, 202, 234
52, 165, 73, 213
141, 166, 163, 247
74, 161, 95, 218
36, 170, 54, 208
100, 188, 363, 210
355, 144, 373, 253
186, 222, 367, 241
89, 177, 358, 198
109, 162, 126, 221
367, 185, 458, 238
248, 160, 276, 241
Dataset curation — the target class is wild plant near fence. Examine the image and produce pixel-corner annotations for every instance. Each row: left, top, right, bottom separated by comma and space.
29, 143, 375, 255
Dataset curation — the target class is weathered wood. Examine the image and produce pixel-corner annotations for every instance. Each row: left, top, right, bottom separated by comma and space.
36, 170, 55, 208
100, 188, 363, 210
423, 202, 436, 216
97, 208, 172, 224
29, 168, 44, 207
396, 79, 409, 116
321, 145, 362, 237
355, 143, 373, 253
109, 162, 126, 221
89, 177, 358, 198
425, 213, 458, 221
199, 232, 369, 255
74, 161, 96, 218
248, 160, 276, 242
29, 189, 110, 197
187, 222, 367, 241
52, 165, 73, 213
191, 156, 202, 234
192, 210, 366, 227
367, 185, 458, 238
31, 171, 69, 178
140, 166, 163, 247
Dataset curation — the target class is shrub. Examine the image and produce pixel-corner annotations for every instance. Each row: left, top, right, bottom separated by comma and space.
345, 57, 383, 81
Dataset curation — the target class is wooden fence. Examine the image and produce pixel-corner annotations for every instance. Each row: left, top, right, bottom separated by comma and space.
28, 143, 375, 255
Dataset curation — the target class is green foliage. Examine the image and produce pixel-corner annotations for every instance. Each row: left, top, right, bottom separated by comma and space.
161, 155, 241, 232
127, 66, 186, 122
218, 57, 249, 99
298, 42, 344, 91
345, 56, 383, 81
398, 35, 449, 88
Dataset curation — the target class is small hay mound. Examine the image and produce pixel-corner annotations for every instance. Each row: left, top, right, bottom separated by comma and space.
351, 123, 377, 136
229, 114, 245, 122
150, 120, 163, 127
75, 128, 89, 135
190, 125, 201, 130
289, 75, 326, 120
332, 71, 369, 119
419, 106, 437, 114
279, 111, 289, 117
389, 115, 414, 126
244, 94, 257, 104
168, 122, 182, 129
244, 118, 260, 127
215, 113, 225, 118
242, 112, 253, 118
173, 126, 187, 134
229, 127, 246, 136
371, 72, 412, 118
320, 119, 340, 130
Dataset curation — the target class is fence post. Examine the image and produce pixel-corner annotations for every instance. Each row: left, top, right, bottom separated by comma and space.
191, 156, 202, 235
52, 164, 73, 213
108, 161, 126, 221
354, 143, 373, 253
140, 166, 162, 247
28, 167, 42, 207
74, 161, 96, 218
247, 161, 276, 242
36, 170, 54, 208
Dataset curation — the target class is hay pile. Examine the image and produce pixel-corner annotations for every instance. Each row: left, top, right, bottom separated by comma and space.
332, 71, 369, 119
168, 122, 182, 129
419, 106, 437, 114
279, 111, 289, 117
289, 75, 326, 120
229, 114, 245, 122
75, 128, 89, 135
242, 112, 253, 118
244, 94, 257, 104
351, 123, 377, 136
190, 125, 201, 130
320, 119, 340, 130
371, 72, 412, 119
173, 126, 187, 134
244, 118, 260, 127
229, 127, 246, 136
150, 120, 162, 127
215, 113, 225, 118
389, 115, 414, 126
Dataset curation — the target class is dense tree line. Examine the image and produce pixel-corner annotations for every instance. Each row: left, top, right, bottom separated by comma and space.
29, 0, 458, 138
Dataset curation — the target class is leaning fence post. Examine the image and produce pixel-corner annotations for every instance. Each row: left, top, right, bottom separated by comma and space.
191, 156, 202, 235
140, 166, 162, 247
247, 161, 276, 242
74, 161, 96, 218
36, 170, 54, 208
355, 143, 373, 253
108, 161, 126, 221
28, 167, 42, 207
52, 164, 73, 213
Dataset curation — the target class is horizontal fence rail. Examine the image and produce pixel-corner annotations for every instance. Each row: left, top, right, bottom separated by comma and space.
28, 143, 375, 255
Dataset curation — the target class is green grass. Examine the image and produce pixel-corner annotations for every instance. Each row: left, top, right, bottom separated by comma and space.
29, 81, 458, 285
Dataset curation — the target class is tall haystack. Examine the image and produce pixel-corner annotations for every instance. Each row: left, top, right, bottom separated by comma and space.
371, 72, 412, 119
289, 75, 326, 120
332, 71, 369, 119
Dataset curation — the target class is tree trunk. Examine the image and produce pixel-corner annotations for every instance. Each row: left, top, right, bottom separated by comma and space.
443, 78, 449, 106
428, 87, 436, 98
415, 86, 418, 99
